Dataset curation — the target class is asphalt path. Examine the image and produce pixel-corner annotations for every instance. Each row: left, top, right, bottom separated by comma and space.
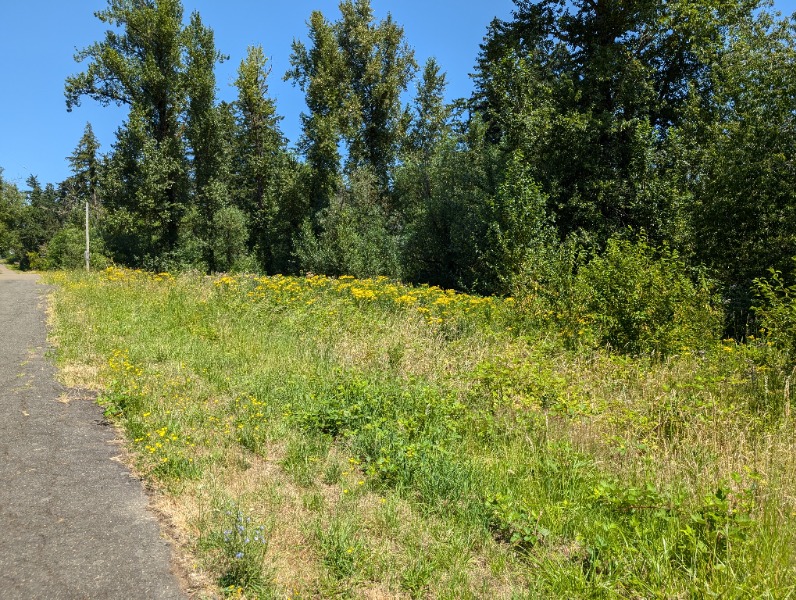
0, 264, 186, 599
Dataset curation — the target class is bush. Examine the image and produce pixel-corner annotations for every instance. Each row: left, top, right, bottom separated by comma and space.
577, 236, 720, 355
295, 168, 402, 279
754, 259, 796, 361
509, 238, 593, 346
212, 206, 249, 273
45, 225, 110, 271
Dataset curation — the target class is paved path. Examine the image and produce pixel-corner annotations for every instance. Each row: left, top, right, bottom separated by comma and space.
0, 264, 186, 599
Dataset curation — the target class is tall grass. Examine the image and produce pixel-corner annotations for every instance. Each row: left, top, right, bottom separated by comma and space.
47, 267, 796, 598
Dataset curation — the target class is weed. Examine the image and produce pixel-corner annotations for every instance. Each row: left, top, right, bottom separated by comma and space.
312, 514, 367, 581
45, 268, 796, 597
201, 501, 271, 596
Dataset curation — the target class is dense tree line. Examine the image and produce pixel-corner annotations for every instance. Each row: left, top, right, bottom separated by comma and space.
2, 0, 796, 336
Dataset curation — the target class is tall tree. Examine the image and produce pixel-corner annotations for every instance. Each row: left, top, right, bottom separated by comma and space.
471, 0, 738, 246
287, 11, 346, 219
287, 0, 417, 203
65, 122, 101, 217
233, 45, 290, 269
396, 57, 451, 218
65, 0, 191, 264
407, 58, 450, 164
672, 5, 796, 325
15, 177, 62, 269
335, 0, 416, 190
184, 10, 228, 269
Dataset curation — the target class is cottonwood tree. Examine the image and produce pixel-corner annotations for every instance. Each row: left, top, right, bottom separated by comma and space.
286, 11, 345, 220
287, 0, 416, 204
184, 11, 229, 270
65, 0, 224, 268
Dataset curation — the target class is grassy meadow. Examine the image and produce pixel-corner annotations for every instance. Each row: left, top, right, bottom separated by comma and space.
47, 267, 796, 598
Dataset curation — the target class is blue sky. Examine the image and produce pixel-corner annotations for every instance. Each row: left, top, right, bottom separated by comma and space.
1, 0, 794, 187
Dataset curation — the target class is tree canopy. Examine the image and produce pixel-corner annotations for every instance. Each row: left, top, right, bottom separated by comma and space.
0, 0, 792, 334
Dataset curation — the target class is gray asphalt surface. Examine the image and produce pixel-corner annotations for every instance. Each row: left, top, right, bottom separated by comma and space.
0, 264, 186, 599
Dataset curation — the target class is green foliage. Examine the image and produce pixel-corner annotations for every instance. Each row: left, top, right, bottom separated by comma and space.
754, 259, 796, 362
287, 0, 416, 197
0, 170, 24, 259
66, 0, 228, 265
481, 150, 553, 295
232, 46, 300, 273
295, 168, 402, 278
400, 118, 495, 292
44, 224, 109, 271
185, 12, 231, 271
577, 237, 721, 355
472, 0, 699, 246
211, 206, 249, 273
48, 0, 796, 349
200, 502, 271, 595
14, 177, 64, 270
65, 122, 101, 212
675, 8, 796, 323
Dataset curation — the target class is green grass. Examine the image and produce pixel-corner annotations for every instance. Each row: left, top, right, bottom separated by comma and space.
47, 267, 796, 598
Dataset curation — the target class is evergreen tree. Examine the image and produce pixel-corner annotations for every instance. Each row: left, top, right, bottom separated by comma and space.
407, 58, 450, 164
395, 58, 452, 278
233, 45, 291, 270
16, 177, 61, 269
472, 0, 729, 246
66, 122, 101, 214
397, 58, 451, 217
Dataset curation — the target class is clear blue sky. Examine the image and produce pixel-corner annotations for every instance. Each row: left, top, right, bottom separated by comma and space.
1, 0, 794, 188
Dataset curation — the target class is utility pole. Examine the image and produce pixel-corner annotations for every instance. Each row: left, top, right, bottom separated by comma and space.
85, 193, 91, 272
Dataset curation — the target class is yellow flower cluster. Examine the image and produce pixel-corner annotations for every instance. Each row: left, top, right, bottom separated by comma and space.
103, 266, 151, 283
94, 267, 506, 330
100, 266, 175, 285
108, 348, 143, 379
245, 272, 501, 327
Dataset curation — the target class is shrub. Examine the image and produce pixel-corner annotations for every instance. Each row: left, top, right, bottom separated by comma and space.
212, 206, 249, 273
576, 236, 720, 355
754, 259, 796, 361
45, 225, 109, 270
509, 238, 594, 346
295, 168, 402, 279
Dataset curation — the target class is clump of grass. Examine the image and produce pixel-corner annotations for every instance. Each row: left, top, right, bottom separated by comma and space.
45, 267, 796, 597
199, 501, 271, 595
